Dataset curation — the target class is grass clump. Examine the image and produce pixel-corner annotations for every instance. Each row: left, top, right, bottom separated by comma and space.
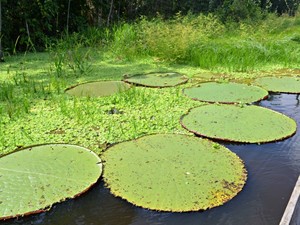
110, 13, 300, 71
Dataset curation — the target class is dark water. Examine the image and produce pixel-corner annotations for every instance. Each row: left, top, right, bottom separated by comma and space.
1, 94, 300, 225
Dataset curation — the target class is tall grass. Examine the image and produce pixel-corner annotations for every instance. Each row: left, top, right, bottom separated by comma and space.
109, 13, 300, 71
44, 12, 300, 71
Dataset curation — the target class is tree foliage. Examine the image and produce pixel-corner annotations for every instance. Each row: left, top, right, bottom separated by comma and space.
0, 0, 299, 53
0, 0, 4, 61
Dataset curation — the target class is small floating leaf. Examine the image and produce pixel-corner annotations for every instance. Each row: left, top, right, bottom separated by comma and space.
181, 104, 297, 143
65, 81, 130, 97
123, 72, 188, 87
254, 76, 300, 93
0, 144, 102, 220
183, 82, 268, 104
103, 134, 247, 212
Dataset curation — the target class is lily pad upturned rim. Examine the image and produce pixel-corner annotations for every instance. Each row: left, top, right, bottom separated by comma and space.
65, 80, 131, 97
180, 104, 297, 144
254, 76, 300, 94
182, 82, 269, 104
103, 133, 247, 212
0, 143, 102, 220
123, 71, 189, 88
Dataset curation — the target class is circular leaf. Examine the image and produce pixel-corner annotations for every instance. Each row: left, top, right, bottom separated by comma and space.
0, 144, 102, 220
103, 134, 247, 212
181, 104, 297, 143
183, 82, 268, 104
254, 76, 300, 93
123, 72, 188, 87
65, 81, 131, 97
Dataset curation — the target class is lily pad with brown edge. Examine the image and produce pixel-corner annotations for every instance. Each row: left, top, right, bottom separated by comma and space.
65, 81, 131, 97
183, 82, 268, 104
180, 104, 297, 143
254, 76, 300, 93
123, 72, 188, 88
103, 134, 247, 212
0, 144, 102, 220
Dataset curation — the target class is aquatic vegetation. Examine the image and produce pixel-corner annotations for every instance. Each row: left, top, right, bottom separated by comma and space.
0, 144, 102, 220
181, 104, 297, 143
183, 82, 268, 104
103, 134, 247, 212
65, 81, 131, 97
254, 76, 300, 93
123, 72, 188, 88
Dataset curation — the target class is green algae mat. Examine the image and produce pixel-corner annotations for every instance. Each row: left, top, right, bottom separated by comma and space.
0, 144, 102, 220
254, 76, 300, 93
181, 105, 297, 143
123, 72, 188, 87
65, 81, 131, 97
183, 82, 268, 104
103, 134, 247, 212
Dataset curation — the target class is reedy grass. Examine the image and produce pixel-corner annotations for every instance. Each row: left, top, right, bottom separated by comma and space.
110, 13, 300, 71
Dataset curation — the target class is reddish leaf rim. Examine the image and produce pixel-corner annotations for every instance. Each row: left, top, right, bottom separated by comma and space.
0, 144, 102, 221
123, 71, 189, 88
64, 80, 131, 95
254, 76, 300, 94
102, 133, 248, 212
182, 82, 269, 104
180, 104, 297, 144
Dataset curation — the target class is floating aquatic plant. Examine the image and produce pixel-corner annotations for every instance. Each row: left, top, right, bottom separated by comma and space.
65, 81, 131, 97
103, 134, 247, 212
181, 104, 297, 143
123, 72, 188, 88
254, 76, 300, 93
183, 82, 268, 104
0, 144, 102, 220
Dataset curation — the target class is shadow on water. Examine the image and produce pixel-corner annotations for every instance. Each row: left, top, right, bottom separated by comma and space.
1, 94, 299, 225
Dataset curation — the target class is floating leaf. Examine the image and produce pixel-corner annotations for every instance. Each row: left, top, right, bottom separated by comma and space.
65, 81, 131, 97
103, 134, 247, 212
0, 144, 102, 220
183, 82, 268, 104
254, 76, 300, 93
123, 72, 188, 87
181, 104, 297, 143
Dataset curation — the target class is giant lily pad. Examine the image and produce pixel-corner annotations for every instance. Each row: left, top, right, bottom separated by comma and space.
181, 104, 297, 143
0, 144, 102, 220
65, 81, 131, 97
103, 134, 247, 212
123, 72, 188, 87
254, 76, 300, 93
183, 82, 268, 104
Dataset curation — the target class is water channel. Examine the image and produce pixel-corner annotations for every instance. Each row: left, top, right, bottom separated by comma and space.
1, 93, 299, 225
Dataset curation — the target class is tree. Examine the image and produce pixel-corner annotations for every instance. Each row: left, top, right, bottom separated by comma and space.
0, 0, 4, 62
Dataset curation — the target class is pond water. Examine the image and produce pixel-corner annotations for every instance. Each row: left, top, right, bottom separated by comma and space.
1, 93, 300, 225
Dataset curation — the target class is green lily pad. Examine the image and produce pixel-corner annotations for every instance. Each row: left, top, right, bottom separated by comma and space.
0, 144, 102, 220
123, 72, 188, 87
181, 104, 297, 143
183, 82, 268, 104
65, 81, 131, 97
103, 134, 247, 212
254, 76, 300, 93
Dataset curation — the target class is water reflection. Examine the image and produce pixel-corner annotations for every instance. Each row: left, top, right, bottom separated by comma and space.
1, 182, 136, 225
1, 94, 299, 225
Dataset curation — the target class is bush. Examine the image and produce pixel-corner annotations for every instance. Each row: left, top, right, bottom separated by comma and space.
216, 0, 263, 22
